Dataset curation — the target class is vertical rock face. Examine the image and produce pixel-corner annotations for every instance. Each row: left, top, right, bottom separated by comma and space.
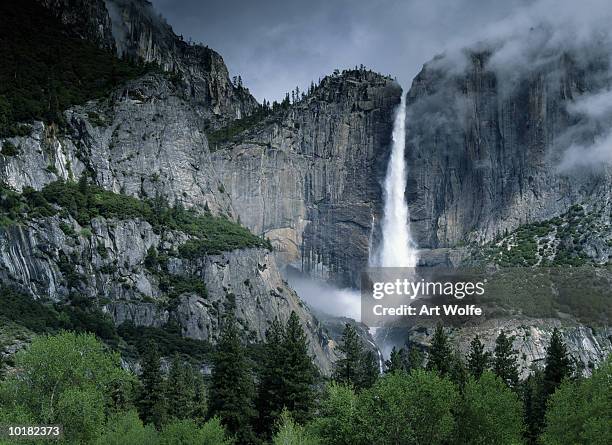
212, 71, 402, 286
37, 0, 259, 124
0, 214, 334, 372
0, 75, 233, 215
405, 50, 612, 250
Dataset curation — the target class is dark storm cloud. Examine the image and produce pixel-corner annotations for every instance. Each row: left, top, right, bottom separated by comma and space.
149, 0, 531, 101
149, 0, 612, 169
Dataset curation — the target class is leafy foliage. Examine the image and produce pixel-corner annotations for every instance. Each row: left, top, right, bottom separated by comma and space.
456, 372, 524, 444
273, 409, 320, 445
542, 357, 611, 445
0, 332, 135, 442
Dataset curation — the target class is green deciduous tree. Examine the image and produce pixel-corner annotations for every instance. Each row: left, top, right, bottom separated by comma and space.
492, 330, 519, 388
95, 410, 158, 445
0, 331, 134, 442
159, 418, 233, 445
309, 383, 358, 445
273, 409, 320, 445
455, 372, 524, 444
357, 370, 458, 445
209, 314, 256, 444
541, 357, 611, 445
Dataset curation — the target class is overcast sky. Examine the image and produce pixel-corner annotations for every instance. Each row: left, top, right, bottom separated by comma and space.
150, 0, 608, 102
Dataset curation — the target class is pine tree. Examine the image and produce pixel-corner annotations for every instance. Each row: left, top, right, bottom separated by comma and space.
522, 329, 574, 443
426, 324, 452, 376
385, 346, 407, 374
333, 323, 362, 386
257, 318, 287, 436
209, 314, 256, 444
522, 367, 545, 444
449, 351, 468, 387
138, 341, 167, 428
493, 330, 519, 388
166, 355, 205, 421
282, 312, 317, 423
467, 335, 490, 379
407, 346, 424, 370
332, 323, 379, 390
542, 328, 573, 397
358, 350, 380, 389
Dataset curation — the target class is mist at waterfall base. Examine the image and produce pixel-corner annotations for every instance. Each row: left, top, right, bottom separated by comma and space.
286, 273, 361, 321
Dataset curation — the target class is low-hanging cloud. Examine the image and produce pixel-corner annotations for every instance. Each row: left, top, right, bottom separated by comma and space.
147, 0, 612, 170
558, 131, 612, 171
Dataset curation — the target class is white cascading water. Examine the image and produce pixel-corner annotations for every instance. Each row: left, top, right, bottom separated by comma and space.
368, 95, 418, 373
374, 95, 418, 268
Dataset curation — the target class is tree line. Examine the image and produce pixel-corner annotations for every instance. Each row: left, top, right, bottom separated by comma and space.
0, 316, 609, 444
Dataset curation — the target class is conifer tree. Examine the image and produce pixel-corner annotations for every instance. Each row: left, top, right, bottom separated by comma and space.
493, 330, 519, 388
258, 313, 317, 435
522, 367, 545, 444
542, 328, 573, 397
523, 329, 574, 443
333, 323, 362, 386
333, 323, 378, 390
209, 314, 257, 444
449, 351, 468, 387
467, 335, 490, 379
407, 346, 425, 370
358, 350, 380, 389
257, 318, 286, 436
166, 356, 206, 421
138, 341, 167, 428
282, 311, 317, 423
426, 324, 452, 376
385, 346, 408, 374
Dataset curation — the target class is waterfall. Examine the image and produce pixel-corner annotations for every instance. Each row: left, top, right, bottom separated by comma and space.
373, 95, 418, 267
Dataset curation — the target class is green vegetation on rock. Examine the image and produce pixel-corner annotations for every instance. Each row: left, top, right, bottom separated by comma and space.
0, 178, 270, 255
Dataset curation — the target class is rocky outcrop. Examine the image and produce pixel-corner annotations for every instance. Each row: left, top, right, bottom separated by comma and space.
405, 49, 612, 252
385, 318, 612, 378
0, 214, 334, 372
212, 70, 402, 286
37, 0, 258, 125
0, 74, 233, 215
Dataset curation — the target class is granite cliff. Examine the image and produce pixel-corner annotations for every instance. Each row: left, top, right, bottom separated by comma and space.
211, 70, 401, 286
405, 46, 612, 261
